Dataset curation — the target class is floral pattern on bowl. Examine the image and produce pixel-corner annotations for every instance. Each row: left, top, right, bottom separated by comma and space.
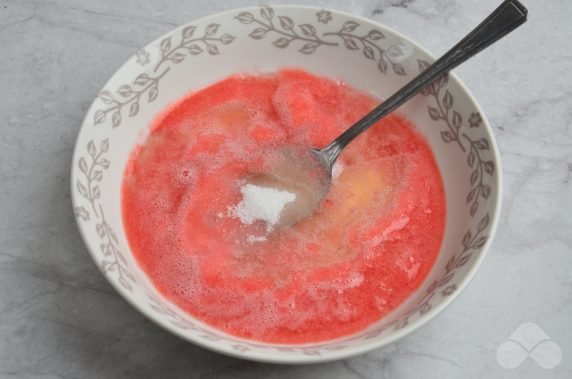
71, 5, 501, 364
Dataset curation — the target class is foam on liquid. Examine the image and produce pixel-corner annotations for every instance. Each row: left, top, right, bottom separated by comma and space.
122, 69, 446, 343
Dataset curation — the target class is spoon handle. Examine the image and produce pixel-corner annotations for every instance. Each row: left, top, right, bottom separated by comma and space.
320, 0, 527, 166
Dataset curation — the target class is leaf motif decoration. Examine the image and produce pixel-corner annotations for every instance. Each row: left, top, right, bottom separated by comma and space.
241, 5, 338, 54
92, 22, 235, 128
75, 139, 136, 292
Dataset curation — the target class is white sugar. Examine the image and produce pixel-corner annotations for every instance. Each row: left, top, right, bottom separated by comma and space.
229, 183, 296, 232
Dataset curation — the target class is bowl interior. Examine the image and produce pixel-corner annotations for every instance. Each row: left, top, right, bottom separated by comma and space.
71, 5, 500, 363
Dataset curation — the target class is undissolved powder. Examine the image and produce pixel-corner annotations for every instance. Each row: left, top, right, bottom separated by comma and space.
228, 183, 296, 233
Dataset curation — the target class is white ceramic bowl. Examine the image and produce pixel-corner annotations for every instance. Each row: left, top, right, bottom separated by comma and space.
71, 5, 501, 364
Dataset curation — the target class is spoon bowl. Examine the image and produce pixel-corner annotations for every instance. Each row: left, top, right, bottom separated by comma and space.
253, 146, 330, 227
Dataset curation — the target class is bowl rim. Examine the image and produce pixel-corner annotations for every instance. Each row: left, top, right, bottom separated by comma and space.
70, 4, 503, 364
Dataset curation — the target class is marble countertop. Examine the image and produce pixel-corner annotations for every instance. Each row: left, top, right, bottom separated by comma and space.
1, 0, 571, 378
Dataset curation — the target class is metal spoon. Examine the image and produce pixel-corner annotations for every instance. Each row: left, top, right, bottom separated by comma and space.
262, 0, 528, 227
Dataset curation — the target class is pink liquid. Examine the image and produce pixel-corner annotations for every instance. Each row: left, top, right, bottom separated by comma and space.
122, 69, 446, 343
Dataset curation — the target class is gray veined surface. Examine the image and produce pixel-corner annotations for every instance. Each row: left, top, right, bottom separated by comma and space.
1, 0, 571, 378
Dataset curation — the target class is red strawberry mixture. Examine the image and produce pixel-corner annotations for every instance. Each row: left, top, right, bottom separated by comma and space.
122, 69, 445, 343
